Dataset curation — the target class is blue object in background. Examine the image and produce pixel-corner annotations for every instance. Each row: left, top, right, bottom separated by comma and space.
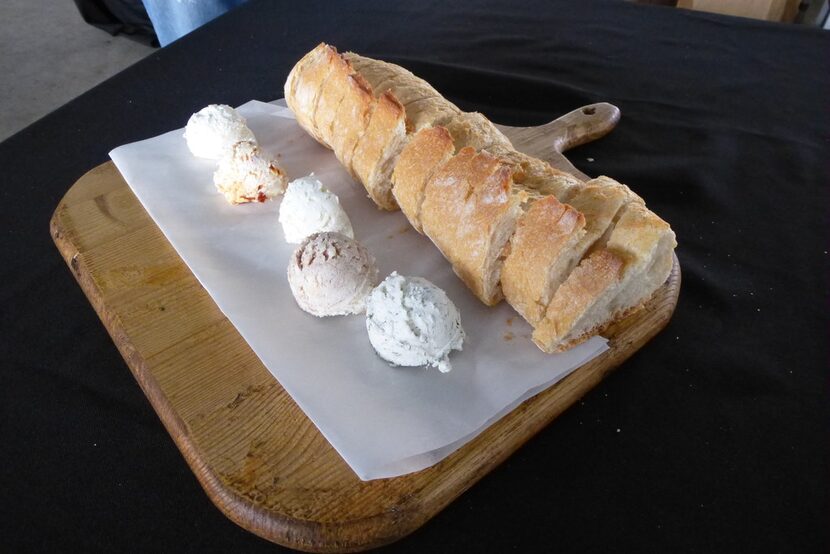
141, 0, 248, 46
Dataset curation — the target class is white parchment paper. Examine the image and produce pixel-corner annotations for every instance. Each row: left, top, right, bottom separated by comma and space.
109, 100, 608, 480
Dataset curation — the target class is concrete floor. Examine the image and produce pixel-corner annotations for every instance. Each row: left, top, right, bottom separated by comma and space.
0, 0, 154, 142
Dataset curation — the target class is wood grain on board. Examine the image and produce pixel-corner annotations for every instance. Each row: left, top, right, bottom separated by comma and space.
51, 105, 680, 552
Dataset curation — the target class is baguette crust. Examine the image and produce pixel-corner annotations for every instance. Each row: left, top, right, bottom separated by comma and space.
330, 74, 375, 178
285, 44, 339, 144
492, 146, 584, 200
343, 52, 460, 131
392, 126, 455, 232
401, 96, 460, 131
445, 112, 514, 152
351, 92, 407, 210
373, 83, 436, 106
421, 148, 523, 305
543, 183, 628, 286
283, 45, 319, 108
591, 175, 644, 205
343, 52, 405, 91
313, 52, 355, 147
533, 189, 674, 353
532, 249, 625, 353
501, 197, 587, 324
604, 202, 676, 314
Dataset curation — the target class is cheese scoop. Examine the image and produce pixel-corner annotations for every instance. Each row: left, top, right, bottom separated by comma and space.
365, 272, 465, 373
278, 174, 354, 243
287, 232, 378, 317
184, 104, 256, 159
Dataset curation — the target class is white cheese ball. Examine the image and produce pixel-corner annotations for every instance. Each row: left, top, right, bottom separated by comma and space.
184, 104, 256, 159
366, 272, 465, 373
278, 175, 354, 244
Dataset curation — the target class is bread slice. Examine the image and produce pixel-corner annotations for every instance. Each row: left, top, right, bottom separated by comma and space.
376, 85, 453, 131
492, 146, 583, 200
342, 52, 402, 90
343, 52, 460, 131
537, 181, 630, 288
503, 174, 643, 332
329, 73, 375, 178
392, 112, 521, 234
445, 111, 514, 152
392, 126, 455, 233
343, 52, 437, 106
351, 91, 408, 210
604, 203, 676, 317
373, 81, 437, 103
401, 97, 459, 131
590, 175, 644, 201
586, 176, 644, 245
421, 147, 524, 305
284, 43, 339, 143
312, 51, 354, 147
360, 67, 458, 130
283, 43, 321, 107
532, 249, 626, 353
532, 197, 675, 353
501, 196, 587, 325
502, 178, 636, 344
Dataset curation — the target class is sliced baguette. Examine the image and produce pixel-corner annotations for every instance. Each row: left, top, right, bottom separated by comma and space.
501, 196, 587, 324
391, 126, 455, 233
374, 85, 455, 131
285, 45, 678, 353
546, 181, 632, 281
342, 52, 401, 90
532, 198, 675, 353
503, 175, 643, 331
401, 96, 460, 131
312, 52, 355, 147
343, 52, 460, 131
532, 249, 626, 353
392, 112, 519, 233
604, 203, 676, 317
491, 146, 584, 200
445, 111, 514, 152
421, 147, 524, 305
330, 73, 375, 178
351, 91, 408, 210
284, 43, 339, 144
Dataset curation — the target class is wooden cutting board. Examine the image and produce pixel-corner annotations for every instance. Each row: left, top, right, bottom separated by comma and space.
50, 103, 680, 553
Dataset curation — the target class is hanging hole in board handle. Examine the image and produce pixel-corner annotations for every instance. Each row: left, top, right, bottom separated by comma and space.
582, 106, 596, 115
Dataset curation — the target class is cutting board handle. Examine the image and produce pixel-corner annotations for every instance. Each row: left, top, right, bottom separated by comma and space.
546, 102, 620, 153
497, 102, 621, 181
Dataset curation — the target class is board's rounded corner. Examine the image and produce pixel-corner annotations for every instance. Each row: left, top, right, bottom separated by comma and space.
193, 468, 426, 552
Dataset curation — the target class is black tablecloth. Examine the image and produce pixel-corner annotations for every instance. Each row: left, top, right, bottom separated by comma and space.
2, 0, 828, 551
